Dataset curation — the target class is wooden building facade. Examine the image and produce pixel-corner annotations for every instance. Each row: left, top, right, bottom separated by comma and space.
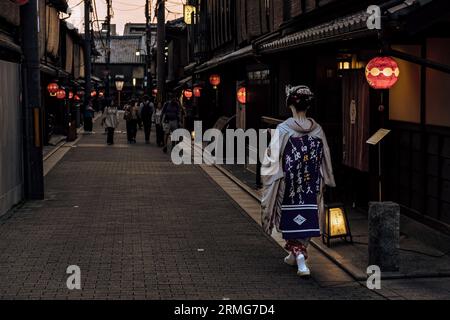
176, 0, 450, 231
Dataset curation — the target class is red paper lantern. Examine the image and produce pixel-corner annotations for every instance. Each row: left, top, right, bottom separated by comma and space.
56, 89, 66, 100
74, 95, 81, 101
193, 86, 202, 98
237, 87, 247, 105
152, 88, 158, 97
209, 74, 221, 88
183, 89, 193, 99
365, 56, 400, 89
47, 82, 59, 96
68, 91, 74, 100
99, 90, 105, 98
91, 90, 97, 97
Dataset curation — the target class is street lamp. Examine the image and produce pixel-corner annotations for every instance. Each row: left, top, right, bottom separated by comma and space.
115, 75, 125, 108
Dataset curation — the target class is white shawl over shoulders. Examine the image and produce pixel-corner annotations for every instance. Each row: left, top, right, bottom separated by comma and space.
261, 118, 335, 235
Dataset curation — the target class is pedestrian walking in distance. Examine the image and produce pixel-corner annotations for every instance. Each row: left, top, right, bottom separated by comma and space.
140, 95, 155, 144
137, 97, 144, 130
101, 100, 119, 145
153, 102, 164, 147
261, 85, 335, 277
84, 102, 95, 133
124, 100, 139, 144
161, 96, 181, 153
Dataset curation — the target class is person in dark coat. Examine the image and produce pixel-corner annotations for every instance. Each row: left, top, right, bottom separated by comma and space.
140, 95, 154, 144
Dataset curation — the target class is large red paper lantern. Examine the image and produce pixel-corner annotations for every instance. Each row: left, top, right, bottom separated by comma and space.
365, 56, 400, 89
56, 89, 66, 100
237, 87, 247, 105
183, 89, 193, 99
47, 82, 59, 96
209, 74, 221, 88
193, 86, 202, 98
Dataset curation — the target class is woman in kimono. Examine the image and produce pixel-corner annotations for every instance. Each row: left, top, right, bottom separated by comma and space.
261, 85, 335, 276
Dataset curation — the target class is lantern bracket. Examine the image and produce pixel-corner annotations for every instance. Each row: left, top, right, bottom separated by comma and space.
387, 49, 450, 75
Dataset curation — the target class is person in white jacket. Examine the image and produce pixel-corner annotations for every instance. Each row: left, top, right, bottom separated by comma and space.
261, 85, 335, 277
101, 101, 119, 145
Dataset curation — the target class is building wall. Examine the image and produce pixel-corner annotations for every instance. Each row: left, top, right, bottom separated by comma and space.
426, 38, 450, 128
0, 1, 20, 26
389, 45, 421, 124
0, 60, 23, 216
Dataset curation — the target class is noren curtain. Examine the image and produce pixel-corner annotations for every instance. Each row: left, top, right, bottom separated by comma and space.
46, 6, 60, 58
342, 70, 370, 172
65, 35, 73, 73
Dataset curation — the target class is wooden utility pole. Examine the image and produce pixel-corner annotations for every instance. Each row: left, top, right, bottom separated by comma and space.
105, 0, 112, 102
20, 0, 44, 199
145, 0, 153, 95
156, 0, 165, 106
84, 0, 92, 111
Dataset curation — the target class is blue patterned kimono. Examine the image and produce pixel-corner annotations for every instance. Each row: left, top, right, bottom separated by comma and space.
280, 135, 324, 239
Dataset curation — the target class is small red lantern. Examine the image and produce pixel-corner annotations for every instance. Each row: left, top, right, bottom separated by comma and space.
56, 89, 66, 100
193, 86, 202, 98
68, 91, 74, 100
183, 89, 193, 100
47, 82, 59, 96
99, 90, 105, 98
237, 87, 247, 105
13, 0, 29, 5
209, 74, 221, 89
74, 95, 81, 101
152, 88, 158, 97
91, 90, 97, 97
365, 56, 400, 89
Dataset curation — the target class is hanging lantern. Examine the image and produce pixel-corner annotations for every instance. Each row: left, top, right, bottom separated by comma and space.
193, 86, 202, 98
152, 88, 158, 97
13, 0, 29, 5
183, 89, 193, 100
99, 90, 105, 98
322, 203, 353, 247
74, 95, 81, 101
47, 82, 59, 96
209, 74, 221, 89
365, 56, 400, 89
91, 90, 97, 97
237, 87, 247, 105
68, 91, 74, 100
56, 89, 66, 100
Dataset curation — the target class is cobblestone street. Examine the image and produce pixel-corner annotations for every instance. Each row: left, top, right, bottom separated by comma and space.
0, 121, 385, 300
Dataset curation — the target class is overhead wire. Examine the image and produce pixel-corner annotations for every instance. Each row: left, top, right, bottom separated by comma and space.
91, 0, 107, 62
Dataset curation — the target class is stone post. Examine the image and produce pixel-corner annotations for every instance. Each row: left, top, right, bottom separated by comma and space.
368, 202, 400, 272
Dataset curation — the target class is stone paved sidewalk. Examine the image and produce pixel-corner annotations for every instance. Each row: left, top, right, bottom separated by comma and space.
0, 121, 381, 300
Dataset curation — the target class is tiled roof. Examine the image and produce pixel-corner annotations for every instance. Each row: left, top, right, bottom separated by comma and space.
258, 11, 371, 53
93, 36, 146, 64
195, 45, 253, 72
258, 0, 438, 53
